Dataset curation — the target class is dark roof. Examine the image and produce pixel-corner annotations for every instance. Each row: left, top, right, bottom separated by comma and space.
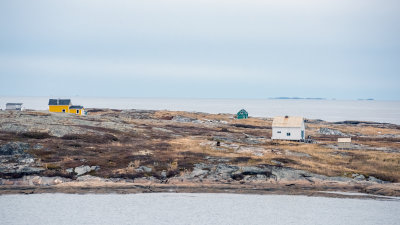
69, 105, 84, 109
237, 109, 248, 114
6, 103, 23, 106
48, 99, 71, 105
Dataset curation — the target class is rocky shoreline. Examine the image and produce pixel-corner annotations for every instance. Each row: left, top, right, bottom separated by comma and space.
1, 174, 399, 199
1, 109, 399, 197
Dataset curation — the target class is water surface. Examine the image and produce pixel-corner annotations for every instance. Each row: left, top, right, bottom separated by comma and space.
0, 193, 399, 225
1, 97, 400, 124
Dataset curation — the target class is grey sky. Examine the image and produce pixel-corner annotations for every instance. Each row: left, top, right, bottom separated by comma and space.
1, 0, 399, 99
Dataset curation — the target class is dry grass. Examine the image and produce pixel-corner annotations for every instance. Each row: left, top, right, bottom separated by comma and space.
4, 109, 399, 182
260, 143, 400, 181
166, 130, 400, 182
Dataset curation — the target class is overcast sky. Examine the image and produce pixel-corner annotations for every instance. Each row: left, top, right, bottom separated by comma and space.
0, 0, 399, 100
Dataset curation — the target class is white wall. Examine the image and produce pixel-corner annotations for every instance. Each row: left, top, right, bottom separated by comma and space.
272, 125, 305, 140
5, 105, 22, 110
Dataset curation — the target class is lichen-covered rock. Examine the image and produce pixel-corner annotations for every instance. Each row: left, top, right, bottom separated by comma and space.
74, 165, 99, 176
355, 175, 366, 180
0, 165, 44, 177
172, 116, 197, 123
76, 175, 106, 182
0, 142, 30, 155
367, 176, 386, 184
319, 128, 347, 136
135, 166, 152, 173
190, 168, 209, 178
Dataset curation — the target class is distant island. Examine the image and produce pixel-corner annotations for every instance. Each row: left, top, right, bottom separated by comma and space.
270, 97, 375, 101
269, 97, 326, 100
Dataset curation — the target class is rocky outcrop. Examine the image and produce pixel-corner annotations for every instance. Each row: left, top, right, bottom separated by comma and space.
135, 166, 152, 173
182, 163, 389, 184
67, 165, 100, 176
319, 128, 347, 136
0, 175, 69, 186
367, 176, 386, 184
0, 142, 30, 155
0, 111, 136, 137
0, 142, 44, 178
172, 115, 197, 123
76, 175, 106, 182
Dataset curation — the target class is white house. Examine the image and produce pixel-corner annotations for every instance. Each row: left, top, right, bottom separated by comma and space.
5, 103, 23, 111
338, 138, 351, 149
272, 116, 305, 141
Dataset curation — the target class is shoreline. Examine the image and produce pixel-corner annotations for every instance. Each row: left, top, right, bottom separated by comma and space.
1, 183, 399, 201
1, 175, 400, 200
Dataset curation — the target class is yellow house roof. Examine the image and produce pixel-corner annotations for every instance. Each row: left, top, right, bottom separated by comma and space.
272, 116, 303, 127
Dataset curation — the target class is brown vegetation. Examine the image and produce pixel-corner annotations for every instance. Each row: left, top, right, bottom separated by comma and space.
1, 109, 399, 183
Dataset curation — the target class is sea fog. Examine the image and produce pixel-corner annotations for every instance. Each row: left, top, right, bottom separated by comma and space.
1, 97, 400, 124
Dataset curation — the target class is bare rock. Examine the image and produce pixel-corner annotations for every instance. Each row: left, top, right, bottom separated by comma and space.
76, 175, 106, 182
135, 166, 152, 173
74, 165, 99, 176
367, 176, 384, 183
352, 174, 366, 181
319, 128, 347, 136
172, 116, 196, 123
190, 168, 209, 178
0, 142, 30, 155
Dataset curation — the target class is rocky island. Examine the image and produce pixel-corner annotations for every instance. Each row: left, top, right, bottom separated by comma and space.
0, 109, 399, 198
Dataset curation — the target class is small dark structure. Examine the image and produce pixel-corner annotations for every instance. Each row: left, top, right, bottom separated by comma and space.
236, 109, 249, 119
6, 103, 23, 111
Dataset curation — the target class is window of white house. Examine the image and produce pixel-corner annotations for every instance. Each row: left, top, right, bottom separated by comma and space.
277, 131, 281, 134
287, 132, 291, 136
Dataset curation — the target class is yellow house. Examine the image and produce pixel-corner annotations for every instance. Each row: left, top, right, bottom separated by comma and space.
68, 105, 85, 115
48, 99, 86, 115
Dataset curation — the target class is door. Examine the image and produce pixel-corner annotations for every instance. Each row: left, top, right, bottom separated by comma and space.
301, 130, 304, 139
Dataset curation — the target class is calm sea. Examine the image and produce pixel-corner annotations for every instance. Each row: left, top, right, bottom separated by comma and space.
0, 193, 399, 225
1, 97, 400, 124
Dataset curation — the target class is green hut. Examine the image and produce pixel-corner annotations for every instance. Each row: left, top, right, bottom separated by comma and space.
236, 109, 248, 119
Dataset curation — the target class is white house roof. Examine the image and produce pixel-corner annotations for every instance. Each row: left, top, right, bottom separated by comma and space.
338, 138, 351, 143
272, 116, 303, 127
